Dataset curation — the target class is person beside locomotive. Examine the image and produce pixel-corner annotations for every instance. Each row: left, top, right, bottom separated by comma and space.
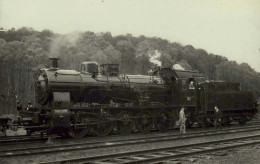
16, 101, 22, 111
179, 107, 186, 134
214, 106, 222, 129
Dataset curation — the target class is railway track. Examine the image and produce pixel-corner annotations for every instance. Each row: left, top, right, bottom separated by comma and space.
0, 134, 47, 144
1, 123, 260, 159
45, 134, 260, 164
1, 119, 260, 145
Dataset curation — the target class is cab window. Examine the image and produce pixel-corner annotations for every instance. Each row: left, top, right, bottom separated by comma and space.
188, 78, 195, 90
182, 79, 187, 91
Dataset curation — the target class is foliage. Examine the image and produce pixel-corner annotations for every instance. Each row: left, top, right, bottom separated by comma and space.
0, 27, 259, 114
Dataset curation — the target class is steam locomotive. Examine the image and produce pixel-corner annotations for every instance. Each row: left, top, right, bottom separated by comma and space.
17, 58, 258, 138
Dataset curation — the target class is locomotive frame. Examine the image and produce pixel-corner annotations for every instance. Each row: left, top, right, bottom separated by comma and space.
16, 57, 258, 138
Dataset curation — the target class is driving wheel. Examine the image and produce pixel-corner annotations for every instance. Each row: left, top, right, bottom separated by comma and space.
135, 110, 154, 133
116, 111, 134, 135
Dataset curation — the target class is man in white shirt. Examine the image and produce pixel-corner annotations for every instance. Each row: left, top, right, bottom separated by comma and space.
189, 81, 195, 89
179, 107, 186, 134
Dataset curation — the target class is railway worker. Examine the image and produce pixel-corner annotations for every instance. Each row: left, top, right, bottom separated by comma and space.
214, 106, 222, 129
16, 101, 22, 111
189, 81, 195, 89
179, 107, 186, 134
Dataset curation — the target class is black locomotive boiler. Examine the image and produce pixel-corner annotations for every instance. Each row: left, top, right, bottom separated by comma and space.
17, 57, 258, 138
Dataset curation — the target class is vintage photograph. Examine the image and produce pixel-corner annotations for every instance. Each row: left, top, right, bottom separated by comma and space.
0, 0, 260, 163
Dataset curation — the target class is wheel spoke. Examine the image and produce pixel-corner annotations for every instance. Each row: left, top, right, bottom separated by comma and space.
68, 127, 89, 138
135, 111, 153, 133
116, 111, 134, 135
156, 111, 170, 132
186, 117, 194, 128
92, 119, 113, 137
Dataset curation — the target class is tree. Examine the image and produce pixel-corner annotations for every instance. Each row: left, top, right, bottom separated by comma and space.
116, 40, 136, 73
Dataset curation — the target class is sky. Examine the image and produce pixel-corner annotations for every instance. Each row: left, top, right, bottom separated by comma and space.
0, 0, 260, 71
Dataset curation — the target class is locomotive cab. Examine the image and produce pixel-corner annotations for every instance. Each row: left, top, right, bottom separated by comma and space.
174, 70, 204, 106
179, 78, 197, 106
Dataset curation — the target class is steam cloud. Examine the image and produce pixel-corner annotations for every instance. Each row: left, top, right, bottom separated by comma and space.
149, 50, 162, 67
172, 64, 185, 70
50, 31, 81, 57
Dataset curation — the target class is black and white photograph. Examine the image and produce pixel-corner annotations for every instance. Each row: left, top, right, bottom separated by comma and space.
0, 0, 260, 163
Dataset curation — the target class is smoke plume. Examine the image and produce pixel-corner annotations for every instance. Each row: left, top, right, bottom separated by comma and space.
149, 50, 162, 67
50, 31, 82, 57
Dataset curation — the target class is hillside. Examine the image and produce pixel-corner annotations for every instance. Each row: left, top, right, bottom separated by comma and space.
0, 27, 259, 114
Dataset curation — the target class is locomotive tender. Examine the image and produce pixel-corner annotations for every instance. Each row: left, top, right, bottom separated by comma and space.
17, 57, 258, 138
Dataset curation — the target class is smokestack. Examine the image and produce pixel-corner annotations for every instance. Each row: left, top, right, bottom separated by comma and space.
49, 57, 59, 70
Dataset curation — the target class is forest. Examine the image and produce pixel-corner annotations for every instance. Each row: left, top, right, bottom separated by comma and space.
0, 27, 259, 115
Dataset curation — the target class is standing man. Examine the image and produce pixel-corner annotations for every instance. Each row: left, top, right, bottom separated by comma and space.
179, 107, 186, 134
214, 106, 222, 129
16, 101, 22, 111
189, 81, 195, 89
